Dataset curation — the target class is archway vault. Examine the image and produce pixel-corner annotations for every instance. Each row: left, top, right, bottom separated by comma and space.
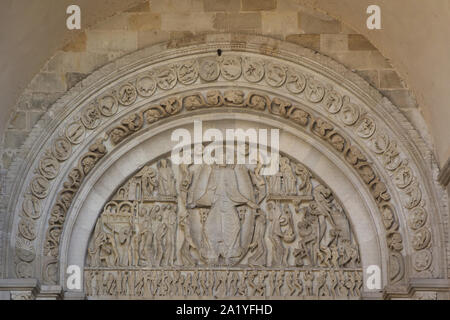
2, 34, 447, 300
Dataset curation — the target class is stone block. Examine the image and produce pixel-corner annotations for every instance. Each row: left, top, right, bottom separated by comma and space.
28, 73, 66, 93
2, 151, 14, 170
28, 111, 45, 129
380, 70, 405, 88
62, 32, 86, 52
328, 51, 391, 70
356, 70, 379, 88
125, 1, 151, 12
161, 13, 214, 32
86, 31, 138, 53
7, 112, 26, 130
298, 11, 340, 34
137, 30, 170, 49
4, 131, 28, 149
213, 13, 262, 31
340, 23, 357, 34
17, 93, 62, 111
203, 0, 241, 12
320, 34, 348, 52
381, 89, 417, 109
285, 34, 320, 51
262, 12, 298, 35
151, 0, 204, 13
91, 14, 129, 31
46, 52, 109, 74
242, 0, 277, 11
65, 72, 88, 89
348, 34, 376, 50
128, 13, 161, 31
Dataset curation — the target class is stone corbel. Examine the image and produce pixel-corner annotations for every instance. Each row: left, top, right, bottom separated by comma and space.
0, 279, 38, 300
383, 278, 450, 300
0, 279, 63, 300
63, 291, 87, 300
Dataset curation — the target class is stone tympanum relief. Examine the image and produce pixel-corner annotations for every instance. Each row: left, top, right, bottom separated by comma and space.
85, 152, 362, 298
8, 37, 444, 300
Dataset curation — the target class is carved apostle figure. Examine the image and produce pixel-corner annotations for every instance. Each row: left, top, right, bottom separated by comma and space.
157, 159, 177, 197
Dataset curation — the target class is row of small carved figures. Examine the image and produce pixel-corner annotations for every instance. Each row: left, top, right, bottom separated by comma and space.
84, 269, 363, 298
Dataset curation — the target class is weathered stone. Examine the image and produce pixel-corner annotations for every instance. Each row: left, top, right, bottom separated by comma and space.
286, 34, 320, 51
65, 73, 88, 90
203, 0, 241, 12
348, 34, 376, 51
46, 52, 109, 74
137, 30, 170, 49
328, 51, 391, 70
2, 151, 14, 170
262, 12, 298, 35
86, 30, 138, 53
125, 1, 150, 12
128, 13, 161, 31
28, 111, 45, 129
62, 32, 86, 52
7, 112, 26, 130
356, 70, 379, 88
18, 93, 62, 111
320, 34, 348, 52
28, 73, 66, 93
91, 14, 129, 31
213, 13, 261, 30
4, 131, 28, 149
151, 0, 204, 13
380, 70, 405, 88
340, 23, 357, 34
241, 0, 277, 11
381, 89, 418, 109
298, 11, 340, 34
161, 13, 214, 31
168, 33, 207, 48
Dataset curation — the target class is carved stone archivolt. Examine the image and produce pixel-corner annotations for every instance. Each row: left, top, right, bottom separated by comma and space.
85, 154, 362, 298
7, 38, 444, 296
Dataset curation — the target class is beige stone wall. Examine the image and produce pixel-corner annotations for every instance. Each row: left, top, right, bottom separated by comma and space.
0, 0, 422, 177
